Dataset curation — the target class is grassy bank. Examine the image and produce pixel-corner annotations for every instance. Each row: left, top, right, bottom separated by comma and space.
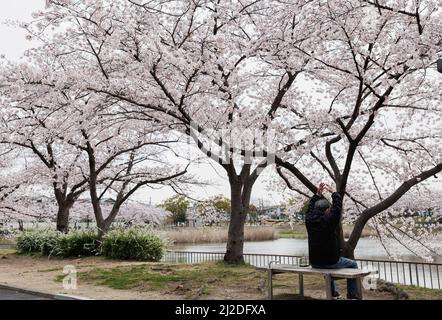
78, 262, 257, 299
160, 226, 277, 244
276, 224, 376, 239
0, 249, 16, 257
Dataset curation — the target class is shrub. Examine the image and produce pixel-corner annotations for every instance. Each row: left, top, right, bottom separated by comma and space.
53, 229, 98, 257
101, 227, 166, 261
16, 229, 60, 255
16, 227, 165, 261
16, 229, 98, 257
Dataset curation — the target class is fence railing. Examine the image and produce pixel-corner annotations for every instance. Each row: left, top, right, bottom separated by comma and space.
162, 250, 442, 290
356, 258, 441, 290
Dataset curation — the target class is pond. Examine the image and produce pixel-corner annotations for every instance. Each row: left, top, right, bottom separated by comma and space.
172, 238, 442, 263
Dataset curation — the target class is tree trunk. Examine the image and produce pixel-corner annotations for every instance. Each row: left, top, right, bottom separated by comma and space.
97, 222, 108, 240
96, 204, 121, 240
338, 196, 356, 259
224, 177, 253, 264
54, 187, 76, 233
96, 209, 111, 240
341, 241, 355, 259
56, 203, 71, 233
343, 215, 369, 259
97, 219, 113, 240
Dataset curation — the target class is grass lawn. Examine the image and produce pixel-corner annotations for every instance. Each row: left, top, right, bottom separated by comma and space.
397, 285, 442, 300
77, 261, 263, 299
77, 261, 442, 300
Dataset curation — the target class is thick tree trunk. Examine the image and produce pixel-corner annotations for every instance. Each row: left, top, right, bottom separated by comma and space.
97, 222, 109, 240
224, 185, 246, 263
96, 204, 121, 240
95, 205, 109, 240
54, 187, 76, 233
97, 218, 114, 240
56, 203, 72, 233
338, 196, 356, 259
224, 177, 253, 264
341, 241, 356, 259
342, 214, 370, 259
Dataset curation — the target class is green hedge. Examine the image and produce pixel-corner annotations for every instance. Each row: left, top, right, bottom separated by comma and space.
101, 227, 165, 261
16, 227, 165, 261
16, 229, 98, 257
16, 229, 60, 255
53, 229, 99, 257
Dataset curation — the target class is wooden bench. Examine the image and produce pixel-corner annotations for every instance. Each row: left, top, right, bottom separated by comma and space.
258, 263, 372, 300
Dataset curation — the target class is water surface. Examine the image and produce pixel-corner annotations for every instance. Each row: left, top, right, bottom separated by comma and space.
173, 238, 442, 263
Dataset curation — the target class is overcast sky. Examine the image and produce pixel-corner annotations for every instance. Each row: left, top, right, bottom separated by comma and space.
0, 1, 42, 60
0, 1, 284, 206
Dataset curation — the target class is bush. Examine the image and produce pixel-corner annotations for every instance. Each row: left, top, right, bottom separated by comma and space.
16, 229, 60, 255
101, 227, 166, 261
53, 229, 98, 257
16, 229, 98, 257
16, 227, 165, 261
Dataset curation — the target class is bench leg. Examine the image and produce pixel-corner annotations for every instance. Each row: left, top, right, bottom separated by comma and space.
298, 273, 304, 297
268, 269, 273, 300
356, 278, 363, 300
324, 274, 333, 300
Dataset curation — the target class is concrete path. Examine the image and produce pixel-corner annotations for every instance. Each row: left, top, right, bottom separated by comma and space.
0, 288, 52, 300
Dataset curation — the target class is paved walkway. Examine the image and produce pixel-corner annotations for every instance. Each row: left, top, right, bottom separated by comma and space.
0, 288, 52, 300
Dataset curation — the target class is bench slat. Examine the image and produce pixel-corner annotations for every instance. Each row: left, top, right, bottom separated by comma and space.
266, 264, 371, 278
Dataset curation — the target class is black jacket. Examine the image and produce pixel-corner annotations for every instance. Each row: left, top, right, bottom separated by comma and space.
305, 192, 342, 266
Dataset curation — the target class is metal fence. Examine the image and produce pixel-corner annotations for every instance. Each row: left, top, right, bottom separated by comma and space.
162, 250, 442, 290
356, 258, 442, 290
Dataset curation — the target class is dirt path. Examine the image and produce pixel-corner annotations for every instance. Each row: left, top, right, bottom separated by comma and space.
0, 254, 185, 300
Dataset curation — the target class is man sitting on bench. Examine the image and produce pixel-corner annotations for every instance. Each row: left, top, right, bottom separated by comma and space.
306, 182, 360, 300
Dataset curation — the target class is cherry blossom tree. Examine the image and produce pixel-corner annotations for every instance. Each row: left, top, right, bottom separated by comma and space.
22, 0, 316, 262
0, 47, 191, 235
0, 58, 90, 231
273, 0, 442, 259
189, 195, 231, 226
58, 90, 191, 237
0, 146, 55, 230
